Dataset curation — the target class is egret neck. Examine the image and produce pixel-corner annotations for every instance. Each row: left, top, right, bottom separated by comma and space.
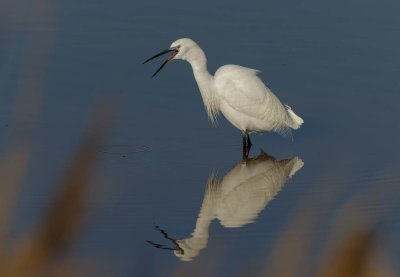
185, 47, 219, 124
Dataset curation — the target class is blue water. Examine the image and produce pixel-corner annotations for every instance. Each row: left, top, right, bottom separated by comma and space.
1, 0, 400, 276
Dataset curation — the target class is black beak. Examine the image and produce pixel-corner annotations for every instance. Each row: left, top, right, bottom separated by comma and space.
143, 48, 179, 78
146, 225, 184, 254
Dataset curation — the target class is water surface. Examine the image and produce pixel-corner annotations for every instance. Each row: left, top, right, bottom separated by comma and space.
1, 0, 400, 276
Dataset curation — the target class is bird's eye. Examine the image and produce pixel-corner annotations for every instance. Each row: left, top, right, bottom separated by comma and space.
176, 45, 181, 49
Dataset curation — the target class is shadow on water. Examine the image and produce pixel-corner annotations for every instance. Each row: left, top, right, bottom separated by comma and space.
147, 149, 304, 261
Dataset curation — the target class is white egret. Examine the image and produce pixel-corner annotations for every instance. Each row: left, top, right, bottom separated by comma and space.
146, 150, 304, 261
143, 38, 304, 155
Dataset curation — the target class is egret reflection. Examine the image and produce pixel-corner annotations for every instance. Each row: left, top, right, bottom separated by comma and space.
148, 150, 304, 261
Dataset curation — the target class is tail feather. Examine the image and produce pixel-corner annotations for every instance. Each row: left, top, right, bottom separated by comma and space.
288, 157, 305, 178
285, 104, 304, 130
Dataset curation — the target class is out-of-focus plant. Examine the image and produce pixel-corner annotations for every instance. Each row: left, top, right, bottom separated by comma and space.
0, 98, 117, 276
0, 2, 118, 275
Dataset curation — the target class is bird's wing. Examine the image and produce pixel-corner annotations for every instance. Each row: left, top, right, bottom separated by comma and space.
214, 65, 288, 121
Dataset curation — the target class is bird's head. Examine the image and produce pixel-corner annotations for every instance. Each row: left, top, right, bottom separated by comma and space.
169, 38, 199, 60
143, 38, 202, 77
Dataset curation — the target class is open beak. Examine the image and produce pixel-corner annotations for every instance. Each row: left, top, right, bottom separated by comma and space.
145, 225, 184, 254
143, 48, 179, 78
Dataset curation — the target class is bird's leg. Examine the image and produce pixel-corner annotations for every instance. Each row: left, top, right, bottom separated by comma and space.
242, 132, 252, 160
242, 132, 247, 149
246, 133, 252, 149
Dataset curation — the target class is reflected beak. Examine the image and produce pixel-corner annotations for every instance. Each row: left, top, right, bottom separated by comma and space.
143, 48, 179, 78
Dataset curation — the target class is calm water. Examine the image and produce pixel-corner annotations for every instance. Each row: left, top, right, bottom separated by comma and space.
1, 0, 400, 276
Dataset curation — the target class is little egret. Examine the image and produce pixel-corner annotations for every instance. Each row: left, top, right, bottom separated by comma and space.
146, 150, 304, 261
143, 38, 303, 155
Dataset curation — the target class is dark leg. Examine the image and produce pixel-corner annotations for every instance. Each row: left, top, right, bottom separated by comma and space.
246, 133, 252, 149
242, 132, 252, 159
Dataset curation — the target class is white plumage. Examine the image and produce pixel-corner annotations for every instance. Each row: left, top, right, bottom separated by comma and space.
214, 64, 303, 135
172, 151, 304, 261
144, 38, 304, 152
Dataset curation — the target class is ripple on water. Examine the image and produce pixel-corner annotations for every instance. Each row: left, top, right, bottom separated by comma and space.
101, 144, 152, 156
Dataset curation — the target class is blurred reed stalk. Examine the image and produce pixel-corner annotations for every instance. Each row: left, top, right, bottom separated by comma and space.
0, 1, 119, 275
0, 97, 117, 276
0, 0, 58, 247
